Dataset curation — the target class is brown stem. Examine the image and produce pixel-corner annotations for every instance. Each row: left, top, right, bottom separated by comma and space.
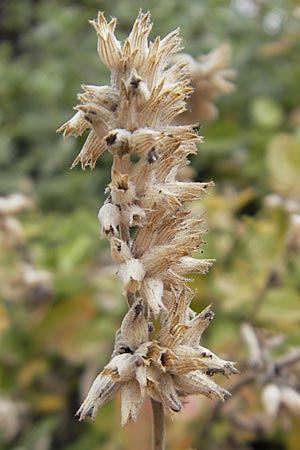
151, 399, 165, 450
263, 350, 300, 383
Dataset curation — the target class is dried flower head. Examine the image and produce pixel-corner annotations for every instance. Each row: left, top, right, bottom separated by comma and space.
77, 299, 237, 424
171, 45, 235, 123
58, 10, 236, 434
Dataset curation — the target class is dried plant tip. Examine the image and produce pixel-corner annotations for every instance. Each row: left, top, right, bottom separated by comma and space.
60, 10, 237, 431
121, 381, 144, 426
76, 374, 119, 421
120, 301, 148, 349
56, 111, 90, 137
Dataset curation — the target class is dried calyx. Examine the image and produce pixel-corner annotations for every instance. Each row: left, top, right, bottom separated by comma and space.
58, 11, 237, 427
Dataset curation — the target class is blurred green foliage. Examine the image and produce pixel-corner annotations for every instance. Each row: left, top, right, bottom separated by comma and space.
1, 0, 300, 449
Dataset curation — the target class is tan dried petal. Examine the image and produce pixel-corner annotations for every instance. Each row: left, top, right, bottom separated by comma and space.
56, 111, 90, 137
157, 181, 213, 203
71, 130, 106, 169
155, 142, 197, 183
182, 305, 214, 345
141, 244, 189, 276
79, 84, 119, 111
102, 354, 136, 381
164, 356, 202, 374
157, 295, 190, 347
111, 154, 133, 174
129, 160, 153, 196
189, 345, 236, 377
135, 364, 148, 392
121, 380, 145, 426
144, 28, 182, 88
161, 269, 188, 292
140, 277, 165, 318
111, 238, 132, 263
76, 374, 120, 420
140, 341, 164, 367
141, 80, 191, 126
174, 371, 230, 401
98, 203, 121, 236
120, 301, 148, 349
132, 210, 166, 258
125, 70, 150, 107
131, 128, 161, 156
76, 103, 115, 137
171, 256, 214, 276
122, 204, 146, 228
138, 186, 175, 210
118, 258, 146, 294
127, 11, 152, 70
151, 210, 190, 248
160, 287, 191, 329
90, 13, 122, 70
110, 170, 136, 205
151, 373, 182, 412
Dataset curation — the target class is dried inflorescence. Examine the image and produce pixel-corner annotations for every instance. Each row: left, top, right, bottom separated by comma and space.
0, 194, 52, 304
58, 11, 236, 427
171, 45, 235, 123
241, 323, 300, 428
0, 194, 33, 249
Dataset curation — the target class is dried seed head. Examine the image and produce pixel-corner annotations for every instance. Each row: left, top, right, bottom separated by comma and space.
59, 10, 237, 427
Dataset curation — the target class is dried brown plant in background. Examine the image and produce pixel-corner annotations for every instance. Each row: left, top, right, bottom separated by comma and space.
171, 44, 235, 123
0, 194, 52, 305
58, 11, 237, 450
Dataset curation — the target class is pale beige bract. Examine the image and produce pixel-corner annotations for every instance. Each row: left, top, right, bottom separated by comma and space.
58, 11, 237, 427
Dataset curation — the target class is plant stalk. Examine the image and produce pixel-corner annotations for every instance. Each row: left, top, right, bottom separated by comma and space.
151, 399, 165, 450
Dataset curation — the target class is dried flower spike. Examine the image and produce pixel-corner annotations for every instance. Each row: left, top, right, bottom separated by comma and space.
58, 10, 236, 449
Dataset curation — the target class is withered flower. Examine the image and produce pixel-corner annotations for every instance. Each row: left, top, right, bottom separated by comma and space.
58, 10, 236, 447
